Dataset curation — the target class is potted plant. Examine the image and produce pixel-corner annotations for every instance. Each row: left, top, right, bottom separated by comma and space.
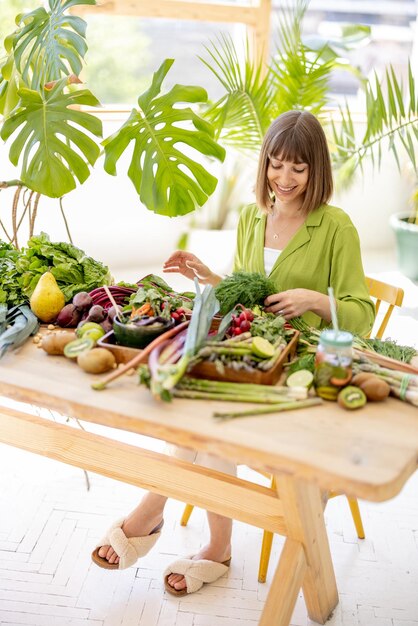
0, 0, 226, 250
332, 63, 418, 280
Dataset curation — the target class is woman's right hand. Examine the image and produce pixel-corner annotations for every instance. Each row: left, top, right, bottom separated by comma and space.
163, 251, 221, 285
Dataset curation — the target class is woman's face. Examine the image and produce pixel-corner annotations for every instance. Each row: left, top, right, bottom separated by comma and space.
267, 155, 309, 206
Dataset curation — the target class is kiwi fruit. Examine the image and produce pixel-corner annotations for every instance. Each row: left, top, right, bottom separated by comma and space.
337, 386, 367, 410
352, 372, 390, 401
354, 375, 390, 401
351, 372, 375, 386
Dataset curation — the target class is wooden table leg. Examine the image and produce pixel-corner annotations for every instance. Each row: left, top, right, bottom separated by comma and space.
260, 474, 338, 626
259, 538, 307, 626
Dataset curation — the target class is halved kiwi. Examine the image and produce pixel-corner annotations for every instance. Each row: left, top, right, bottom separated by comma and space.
337, 386, 367, 410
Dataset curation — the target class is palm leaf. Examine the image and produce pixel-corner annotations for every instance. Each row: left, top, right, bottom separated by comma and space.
270, 0, 332, 115
1, 79, 102, 197
333, 63, 418, 187
103, 59, 225, 217
12, 0, 95, 89
199, 33, 274, 152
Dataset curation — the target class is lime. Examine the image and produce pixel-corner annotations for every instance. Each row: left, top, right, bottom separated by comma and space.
286, 369, 314, 389
83, 328, 105, 343
251, 337, 275, 358
77, 322, 105, 338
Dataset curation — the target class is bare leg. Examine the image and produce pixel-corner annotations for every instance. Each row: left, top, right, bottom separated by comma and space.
166, 511, 232, 592
97, 491, 167, 565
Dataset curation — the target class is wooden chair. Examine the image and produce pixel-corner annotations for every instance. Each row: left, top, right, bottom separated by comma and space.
180, 276, 405, 582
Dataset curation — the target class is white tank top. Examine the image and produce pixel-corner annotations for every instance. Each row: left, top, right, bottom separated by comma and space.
264, 247, 281, 274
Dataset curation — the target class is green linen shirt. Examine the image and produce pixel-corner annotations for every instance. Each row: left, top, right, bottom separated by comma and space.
233, 203, 375, 336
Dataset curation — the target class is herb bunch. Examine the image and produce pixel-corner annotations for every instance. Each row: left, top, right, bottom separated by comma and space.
215, 271, 277, 315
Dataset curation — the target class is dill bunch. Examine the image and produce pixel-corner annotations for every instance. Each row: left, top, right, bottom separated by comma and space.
215, 271, 277, 315
361, 337, 417, 363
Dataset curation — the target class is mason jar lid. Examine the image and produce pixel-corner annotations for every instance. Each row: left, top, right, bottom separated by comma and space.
319, 329, 353, 347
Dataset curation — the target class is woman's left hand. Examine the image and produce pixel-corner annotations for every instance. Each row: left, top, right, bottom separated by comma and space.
264, 289, 315, 320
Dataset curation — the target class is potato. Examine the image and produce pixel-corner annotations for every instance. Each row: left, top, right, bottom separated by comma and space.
41, 331, 76, 355
77, 348, 116, 374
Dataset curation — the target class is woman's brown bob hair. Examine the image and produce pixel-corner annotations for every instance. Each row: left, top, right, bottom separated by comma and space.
255, 110, 333, 214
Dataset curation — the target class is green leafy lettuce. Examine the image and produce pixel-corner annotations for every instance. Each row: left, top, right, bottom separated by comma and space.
0, 233, 111, 305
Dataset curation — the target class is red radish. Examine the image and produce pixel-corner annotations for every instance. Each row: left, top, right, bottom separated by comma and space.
240, 320, 251, 332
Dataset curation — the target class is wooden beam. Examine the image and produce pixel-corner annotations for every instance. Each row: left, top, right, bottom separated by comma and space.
73, 0, 272, 64
75, 0, 265, 26
0, 408, 286, 535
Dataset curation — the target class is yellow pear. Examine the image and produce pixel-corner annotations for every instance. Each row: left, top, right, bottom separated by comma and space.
30, 272, 65, 323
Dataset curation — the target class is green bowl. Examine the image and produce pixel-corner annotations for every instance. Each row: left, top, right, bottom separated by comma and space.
113, 317, 175, 349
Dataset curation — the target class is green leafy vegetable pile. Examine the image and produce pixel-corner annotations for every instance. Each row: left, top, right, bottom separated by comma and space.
0, 241, 23, 306
129, 273, 195, 316
215, 272, 277, 315
0, 233, 112, 305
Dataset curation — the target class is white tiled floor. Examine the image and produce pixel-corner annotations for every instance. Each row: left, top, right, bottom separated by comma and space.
0, 253, 417, 626
0, 438, 417, 626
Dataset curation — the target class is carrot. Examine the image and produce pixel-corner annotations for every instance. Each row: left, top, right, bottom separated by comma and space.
91, 320, 190, 390
131, 302, 153, 318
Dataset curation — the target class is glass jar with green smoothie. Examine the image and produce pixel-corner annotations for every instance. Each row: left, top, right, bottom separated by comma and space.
314, 329, 353, 400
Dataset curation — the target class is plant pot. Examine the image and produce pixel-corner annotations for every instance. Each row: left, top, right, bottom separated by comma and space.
390, 212, 418, 281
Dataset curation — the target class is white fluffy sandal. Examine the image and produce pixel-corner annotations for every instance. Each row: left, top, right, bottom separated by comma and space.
91, 518, 164, 570
163, 556, 231, 596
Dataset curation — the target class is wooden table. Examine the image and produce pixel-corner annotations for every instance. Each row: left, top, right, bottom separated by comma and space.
0, 340, 417, 625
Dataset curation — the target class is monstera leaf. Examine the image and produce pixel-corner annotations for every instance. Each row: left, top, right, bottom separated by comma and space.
103, 59, 226, 217
1, 79, 102, 197
13, 0, 95, 89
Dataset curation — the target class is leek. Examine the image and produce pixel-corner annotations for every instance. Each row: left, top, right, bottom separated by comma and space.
0, 305, 39, 358
150, 280, 220, 398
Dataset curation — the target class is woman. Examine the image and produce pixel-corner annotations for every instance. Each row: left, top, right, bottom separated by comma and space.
92, 110, 375, 595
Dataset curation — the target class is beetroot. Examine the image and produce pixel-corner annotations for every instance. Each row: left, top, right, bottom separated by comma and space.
87, 304, 105, 323
107, 305, 122, 322
100, 317, 113, 334
73, 291, 93, 311
56, 303, 82, 328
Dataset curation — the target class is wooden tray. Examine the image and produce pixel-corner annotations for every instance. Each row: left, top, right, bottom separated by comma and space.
97, 331, 145, 364
189, 330, 300, 385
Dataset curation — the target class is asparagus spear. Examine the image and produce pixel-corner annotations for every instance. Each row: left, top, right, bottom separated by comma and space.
213, 397, 322, 420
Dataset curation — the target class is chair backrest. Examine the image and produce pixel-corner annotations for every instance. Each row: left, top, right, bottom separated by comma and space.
365, 276, 404, 339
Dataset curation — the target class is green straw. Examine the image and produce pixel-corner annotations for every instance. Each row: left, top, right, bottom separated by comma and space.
328, 286, 339, 337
